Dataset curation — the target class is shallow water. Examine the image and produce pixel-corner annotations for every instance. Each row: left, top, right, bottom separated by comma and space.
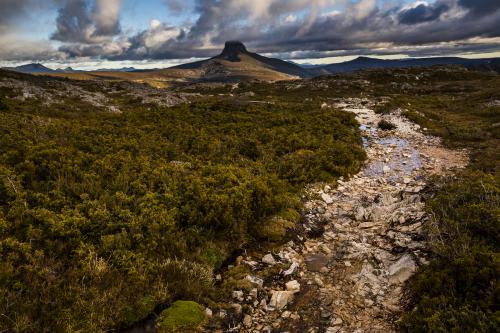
362, 137, 422, 182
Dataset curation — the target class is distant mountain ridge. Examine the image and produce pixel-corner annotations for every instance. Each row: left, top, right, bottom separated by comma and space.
3, 43, 499, 82
3, 64, 138, 74
315, 56, 500, 74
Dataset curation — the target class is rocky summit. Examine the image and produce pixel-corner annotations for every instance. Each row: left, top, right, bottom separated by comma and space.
219, 41, 249, 61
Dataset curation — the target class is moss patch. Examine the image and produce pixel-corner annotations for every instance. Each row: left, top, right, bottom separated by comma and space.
157, 301, 206, 332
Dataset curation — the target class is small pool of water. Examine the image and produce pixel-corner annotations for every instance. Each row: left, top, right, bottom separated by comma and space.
363, 137, 422, 180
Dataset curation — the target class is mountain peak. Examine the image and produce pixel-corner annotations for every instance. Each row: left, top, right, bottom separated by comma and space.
14, 63, 55, 73
219, 41, 249, 61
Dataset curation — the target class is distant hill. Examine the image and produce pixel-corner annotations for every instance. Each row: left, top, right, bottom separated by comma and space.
316, 56, 500, 74
94, 67, 137, 72
173, 41, 311, 80
4, 64, 137, 74
7, 63, 56, 73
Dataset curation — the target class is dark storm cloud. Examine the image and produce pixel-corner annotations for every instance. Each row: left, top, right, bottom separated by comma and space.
0, 0, 33, 26
0, 0, 61, 28
51, 0, 94, 43
399, 2, 449, 25
459, 0, 500, 17
103, 0, 500, 61
51, 0, 122, 43
1, 0, 500, 62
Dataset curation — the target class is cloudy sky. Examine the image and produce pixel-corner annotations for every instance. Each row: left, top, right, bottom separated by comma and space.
1, 0, 499, 70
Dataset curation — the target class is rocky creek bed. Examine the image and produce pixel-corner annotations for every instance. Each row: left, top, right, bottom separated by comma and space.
205, 98, 469, 333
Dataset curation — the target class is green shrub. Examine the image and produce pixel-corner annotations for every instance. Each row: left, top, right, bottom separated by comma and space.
253, 217, 296, 242
0, 91, 365, 332
378, 119, 396, 131
0, 99, 7, 112
157, 301, 206, 332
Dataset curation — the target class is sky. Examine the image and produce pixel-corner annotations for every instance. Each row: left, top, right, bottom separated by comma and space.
0, 0, 500, 70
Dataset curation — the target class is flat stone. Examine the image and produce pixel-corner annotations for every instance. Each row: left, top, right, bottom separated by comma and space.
326, 327, 341, 333
283, 261, 299, 276
359, 222, 376, 229
246, 275, 264, 287
305, 254, 330, 272
355, 206, 366, 221
262, 253, 276, 265
388, 254, 417, 284
321, 193, 334, 204
331, 317, 343, 326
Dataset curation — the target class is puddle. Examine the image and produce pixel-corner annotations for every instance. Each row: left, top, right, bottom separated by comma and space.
362, 137, 422, 180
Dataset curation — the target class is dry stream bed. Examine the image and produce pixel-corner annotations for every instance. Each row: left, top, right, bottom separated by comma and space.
206, 98, 468, 333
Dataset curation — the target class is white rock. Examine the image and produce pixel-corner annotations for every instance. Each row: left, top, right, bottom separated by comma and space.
249, 288, 258, 299
388, 254, 417, 284
269, 290, 295, 310
283, 262, 299, 276
262, 253, 276, 265
331, 317, 343, 326
319, 243, 332, 254
314, 276, 324, 287
246, 275, 264, 287
286, 280, 301, 293
233, 290, 244, 301
354, 206, 366, 221
205, 307, 213, 317
383, 165, 391, 173
259, 298, 267, 309
321, 193, 334, 204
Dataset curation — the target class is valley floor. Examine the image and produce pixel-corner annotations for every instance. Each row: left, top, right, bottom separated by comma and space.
211, 98, 468, 333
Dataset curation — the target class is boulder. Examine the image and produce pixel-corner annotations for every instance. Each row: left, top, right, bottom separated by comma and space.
388, 254, 416, 284
305, 254, 330, 272
286, 280, 301, 293
262, 253, 276, 265
269, 290, 295, 310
